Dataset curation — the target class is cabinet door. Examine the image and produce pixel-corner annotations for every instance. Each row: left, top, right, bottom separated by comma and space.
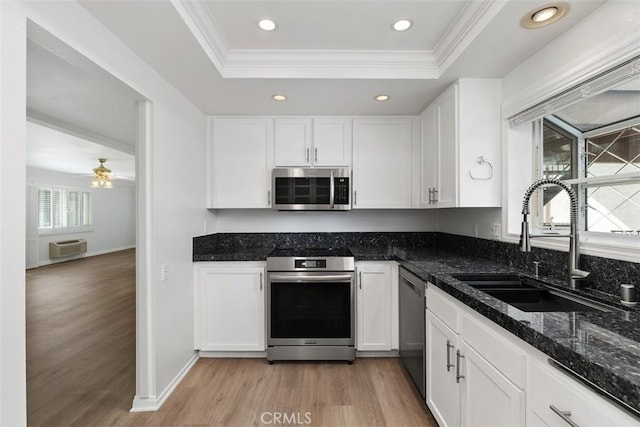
196, 265, 265, 351
356, 262, 392, 351
528, 359, 637, 427
274, 118, 312, 166
436, 84, 458, 208
427, 310, 461, 427
312, 118, 352, 166
420, 104, 438, 208
460, 342, 525, 427
352, 118, 414, 208
209, 118, 273, 208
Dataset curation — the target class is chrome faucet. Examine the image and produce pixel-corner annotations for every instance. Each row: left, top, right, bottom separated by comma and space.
518, 178, 590, 289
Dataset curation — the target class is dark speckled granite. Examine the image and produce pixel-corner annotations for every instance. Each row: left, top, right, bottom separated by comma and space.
193, 232, 437, 261
398, 251, 640, 417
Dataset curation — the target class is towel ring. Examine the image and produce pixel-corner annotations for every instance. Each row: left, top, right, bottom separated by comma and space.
469, 156, 493, 181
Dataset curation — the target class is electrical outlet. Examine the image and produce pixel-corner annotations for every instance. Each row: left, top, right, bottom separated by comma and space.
161, 263, 168, 281
491, 224, 501, 240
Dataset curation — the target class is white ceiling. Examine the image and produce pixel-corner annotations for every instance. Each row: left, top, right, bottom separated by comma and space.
27, 121, 136, 180
78, 0, 607, 115
27, 0, 608, 175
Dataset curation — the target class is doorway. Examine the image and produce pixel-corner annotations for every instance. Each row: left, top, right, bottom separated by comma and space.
25, 21, 144, 425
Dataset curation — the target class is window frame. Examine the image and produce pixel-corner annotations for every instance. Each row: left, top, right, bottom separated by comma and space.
37, 185, 93, 235
535, 115, 640, 237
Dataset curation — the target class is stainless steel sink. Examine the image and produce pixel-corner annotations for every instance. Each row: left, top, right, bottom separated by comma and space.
451, 273, 617, 313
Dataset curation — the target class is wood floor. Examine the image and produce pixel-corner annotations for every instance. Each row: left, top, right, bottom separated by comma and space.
26, 250, 437, 427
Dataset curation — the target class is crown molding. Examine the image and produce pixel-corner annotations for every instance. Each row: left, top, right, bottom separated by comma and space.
503, 27, 640, 119
171, 0, 506, 80
434, 0, 508, 74
224, 49, 438, 79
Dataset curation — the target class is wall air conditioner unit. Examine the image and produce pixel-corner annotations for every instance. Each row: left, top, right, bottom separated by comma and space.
49, 239, 87, 259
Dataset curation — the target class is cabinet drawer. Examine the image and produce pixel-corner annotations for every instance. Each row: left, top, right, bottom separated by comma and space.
529, 360, 637, 427
427, 284, 460, 333
461, 313, 526, 388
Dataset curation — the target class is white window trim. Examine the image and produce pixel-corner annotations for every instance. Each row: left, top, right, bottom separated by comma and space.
37, 185, 93, 234
504, 60, 640, 263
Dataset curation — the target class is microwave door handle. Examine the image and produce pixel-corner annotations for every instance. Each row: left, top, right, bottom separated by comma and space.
330, 169, 335, 210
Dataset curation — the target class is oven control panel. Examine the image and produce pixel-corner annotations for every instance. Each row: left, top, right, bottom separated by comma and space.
295, 259, 327, 269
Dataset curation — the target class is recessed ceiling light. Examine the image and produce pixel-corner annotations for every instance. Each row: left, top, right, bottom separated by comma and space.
392, 19, 412, 32
521, 3, 569, 29
272, 94, 287, 101
532, 6, 558, 22
375, 95, 390, 101
258, 19, 276, 31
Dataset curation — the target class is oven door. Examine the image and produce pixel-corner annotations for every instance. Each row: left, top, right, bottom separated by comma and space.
267, 271, 355, 346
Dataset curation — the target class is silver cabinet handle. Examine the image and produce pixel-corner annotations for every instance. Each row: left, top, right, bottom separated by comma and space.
359, 271, 362, 289
354, 191, 357, 205
267, 190, 271, 206
456, 350, 465, 383
306, 148, 310, 163
428, 188, 434, 204
446, 340, 454, 372
259, 272, 263, 291
550, 405, 579, 427
314, 147, 318, 163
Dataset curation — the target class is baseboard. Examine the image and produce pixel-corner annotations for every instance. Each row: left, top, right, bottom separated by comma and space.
130, 352, 199, 412
199, 350, 268, 358
356, 350, 399, 358
37, 245, 135, 267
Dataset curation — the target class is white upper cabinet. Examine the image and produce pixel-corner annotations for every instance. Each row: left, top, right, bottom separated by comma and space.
274, 118, 352, 167
312, 118, 352, 167
274, 118, 312, 166
352, 118, 418, 209
208, 117, 273, 208
420, 79, 502, 208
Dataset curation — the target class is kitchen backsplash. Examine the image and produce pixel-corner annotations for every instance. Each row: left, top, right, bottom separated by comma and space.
193, 232, 639, 297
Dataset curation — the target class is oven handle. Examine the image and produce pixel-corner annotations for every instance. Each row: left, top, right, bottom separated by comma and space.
268, 274, 353, 283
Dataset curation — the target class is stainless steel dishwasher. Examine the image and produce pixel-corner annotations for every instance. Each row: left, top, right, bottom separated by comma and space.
399, 266, 426, 399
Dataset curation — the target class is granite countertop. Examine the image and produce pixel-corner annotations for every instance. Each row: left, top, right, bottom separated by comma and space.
394, 247, 640, 418
193, 244, 640, 415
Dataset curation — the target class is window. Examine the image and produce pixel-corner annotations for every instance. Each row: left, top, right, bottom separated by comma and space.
38, 186, 92, 232
538, 118, 640, 235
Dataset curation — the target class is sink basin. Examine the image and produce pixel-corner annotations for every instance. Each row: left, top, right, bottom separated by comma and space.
451, 273, 616, 313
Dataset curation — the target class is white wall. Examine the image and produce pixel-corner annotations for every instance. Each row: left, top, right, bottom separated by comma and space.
26, 167, 135, 266
209, 209, 439, 233
1, 1, 207, 423
437, 207, 501, 240
1, 2, 28, 425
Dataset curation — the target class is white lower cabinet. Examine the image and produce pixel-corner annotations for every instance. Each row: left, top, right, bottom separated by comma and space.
427, 284, 637, 427
427, 284, 525, 427
427, 310, 461, 427
460, 342, 525, 427
356, 261, 398, 351
528, 355, 638, 427
194, 262, 266, 351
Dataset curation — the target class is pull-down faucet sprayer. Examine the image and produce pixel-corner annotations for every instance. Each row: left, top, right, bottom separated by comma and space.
519, 178, 590, 289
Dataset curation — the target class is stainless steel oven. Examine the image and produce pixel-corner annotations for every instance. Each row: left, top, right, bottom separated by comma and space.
272, 168, 351, 211
266, 248, 355, 362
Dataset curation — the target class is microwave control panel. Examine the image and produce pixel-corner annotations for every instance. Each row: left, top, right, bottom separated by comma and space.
334, 177, 350, 205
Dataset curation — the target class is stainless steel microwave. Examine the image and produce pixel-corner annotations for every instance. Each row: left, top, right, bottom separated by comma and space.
272, 168, 351, 211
